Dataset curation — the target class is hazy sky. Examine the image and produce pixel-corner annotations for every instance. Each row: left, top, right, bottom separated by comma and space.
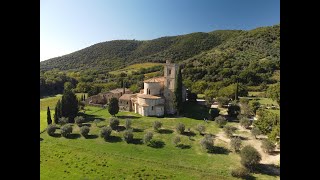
40, 0, 280, 61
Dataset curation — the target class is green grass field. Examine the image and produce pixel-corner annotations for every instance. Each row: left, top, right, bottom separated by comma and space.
109, 63, 163, 75
41, 103, 279, 179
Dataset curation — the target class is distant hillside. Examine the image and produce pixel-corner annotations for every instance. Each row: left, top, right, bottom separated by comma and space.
40, 30, 242, 72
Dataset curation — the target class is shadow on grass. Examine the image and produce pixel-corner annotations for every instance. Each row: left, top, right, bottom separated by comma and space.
158, 129, 173, 134
133, 128, 144, 132
115, 126, 126, 132
233, 135, 249, 141
182, 131, 196, 137
107, 136, 122, 143
253, 164, 280, 176
80, 123, 91, 127
208, 146, 230, 155
176, 144, 191, 149
148, 140, 165, 148
131, 138, 143, 145
117, 115, 141, 119
181, 102, 210, 120
78, 112, 105, 122
50, 133, 61, 138
85, 134, 98, 139
66, 134, 81, 139
40, 138, 43, 141
268, 150, 280, 156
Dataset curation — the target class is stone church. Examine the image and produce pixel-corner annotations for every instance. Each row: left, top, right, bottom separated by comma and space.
86, 60, 186, 116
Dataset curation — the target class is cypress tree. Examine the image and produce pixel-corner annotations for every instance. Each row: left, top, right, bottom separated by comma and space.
83, 94, 86, 101
47, 106, 52, 125
235, 79, 239, 101
61, 88, 79, 123
108, 97, 119, 116
81, 94, 84, 101
54, 100, 62, 124
174, 65, 183, 115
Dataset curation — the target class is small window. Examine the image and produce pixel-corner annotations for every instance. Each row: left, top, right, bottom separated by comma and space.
152, 106, 154, 110
127, 102, 128, 104
168, 69, 171, 75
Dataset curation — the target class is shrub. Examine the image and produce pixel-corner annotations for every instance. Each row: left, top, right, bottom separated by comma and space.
231, 166, 250, 178
173, 136, 181, 146
216, 97, 229, 107
176, 123, 185, 134
47, 124, 56, 136
125, 119, 132, 129
223, 125, 236, 138
143, 132, 153, 144
249, 100, 260, 114
153, 121, 162, 131
74, 116, 85, 126
59, 117, 69, 125
80, 126, 90, 137
123, 129, 134, 143
215, 116, 227, 128
209, 108, 220, 120
93, 119, 101, 127
261, 139, 276, 154
240, 117, 251, 129
240, 145, 261, 169
195, 124, 206, 135
230, 137, 242, 152
251, 126, 262, 139
200, 134, 214, 152
109, 117, 120, 130
100, 127, 112, 140
227, 104, 241, 118
240, 98, 249, 105
61, 124, 73, 138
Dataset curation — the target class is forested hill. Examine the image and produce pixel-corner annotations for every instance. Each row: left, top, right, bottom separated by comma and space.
40, 24, 279, 97
40, 29, 243, 72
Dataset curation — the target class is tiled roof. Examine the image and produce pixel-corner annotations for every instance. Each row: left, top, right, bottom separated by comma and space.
119, 94, 135, 100
137, 94, 162, 99
143, 77, 165, 83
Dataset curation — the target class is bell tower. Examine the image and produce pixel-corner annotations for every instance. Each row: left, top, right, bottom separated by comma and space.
164, 60, 178, 114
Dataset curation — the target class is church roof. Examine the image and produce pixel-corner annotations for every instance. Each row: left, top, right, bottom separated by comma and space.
137, 94, 162, 99
110, 88, 130, 94
144, 77, 165, 83
119, 94, 135, 100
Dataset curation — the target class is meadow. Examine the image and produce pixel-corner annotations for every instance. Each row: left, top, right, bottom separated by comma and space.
40, 97, 279, 179
108, 62, 163, 75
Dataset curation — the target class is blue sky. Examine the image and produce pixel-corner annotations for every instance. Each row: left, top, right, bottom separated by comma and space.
40, 0, 280, 61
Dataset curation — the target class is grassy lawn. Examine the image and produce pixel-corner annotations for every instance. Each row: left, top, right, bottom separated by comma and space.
41, 104, 279, 179
197, 94, 205, 99
109, 63, 163, 75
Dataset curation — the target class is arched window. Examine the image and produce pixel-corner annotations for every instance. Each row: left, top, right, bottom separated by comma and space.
148, 89, 151, 94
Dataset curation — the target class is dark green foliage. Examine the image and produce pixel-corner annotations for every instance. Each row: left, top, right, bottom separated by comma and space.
47, 106, 52, 125
100, 127, 112, 140
261, 139, 276, 154
174, 66, 183, 114
47, 124, 56, 136
216, 97, 229, 107
75, 116, 85, 126
266, 82, 280, 105
195, 124, 206, 135
59, 117, 69, 125
215, 116, 227, 128
143, 132, 153, 144
173, 136, 181, 146
54, 100, 62, 124
200, 134, 214, 152
209, 108, 220, 120
223, 125, 236, 138
231, 167, 250, 178
227, 103, 241, 118
125, 119, 132, 129
240, 117, 251, 129
230, 137, 242, 152
153, 121, 162, 131
108, 98, 119, 116
249, 100, 260, 115
176, 123, 185, 134
240, 145, 262, 169
123, 129, 134, 143
61, 88, 79, 123
109, 117, 120, 130
268, 124, 280, 143
61, 124, 73, 138
80, 126, 90, 138
254, 109, 279, 135
251, 127, 262, 139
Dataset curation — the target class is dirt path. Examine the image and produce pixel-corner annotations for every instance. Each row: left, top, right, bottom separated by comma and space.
215, 125, 280, 165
